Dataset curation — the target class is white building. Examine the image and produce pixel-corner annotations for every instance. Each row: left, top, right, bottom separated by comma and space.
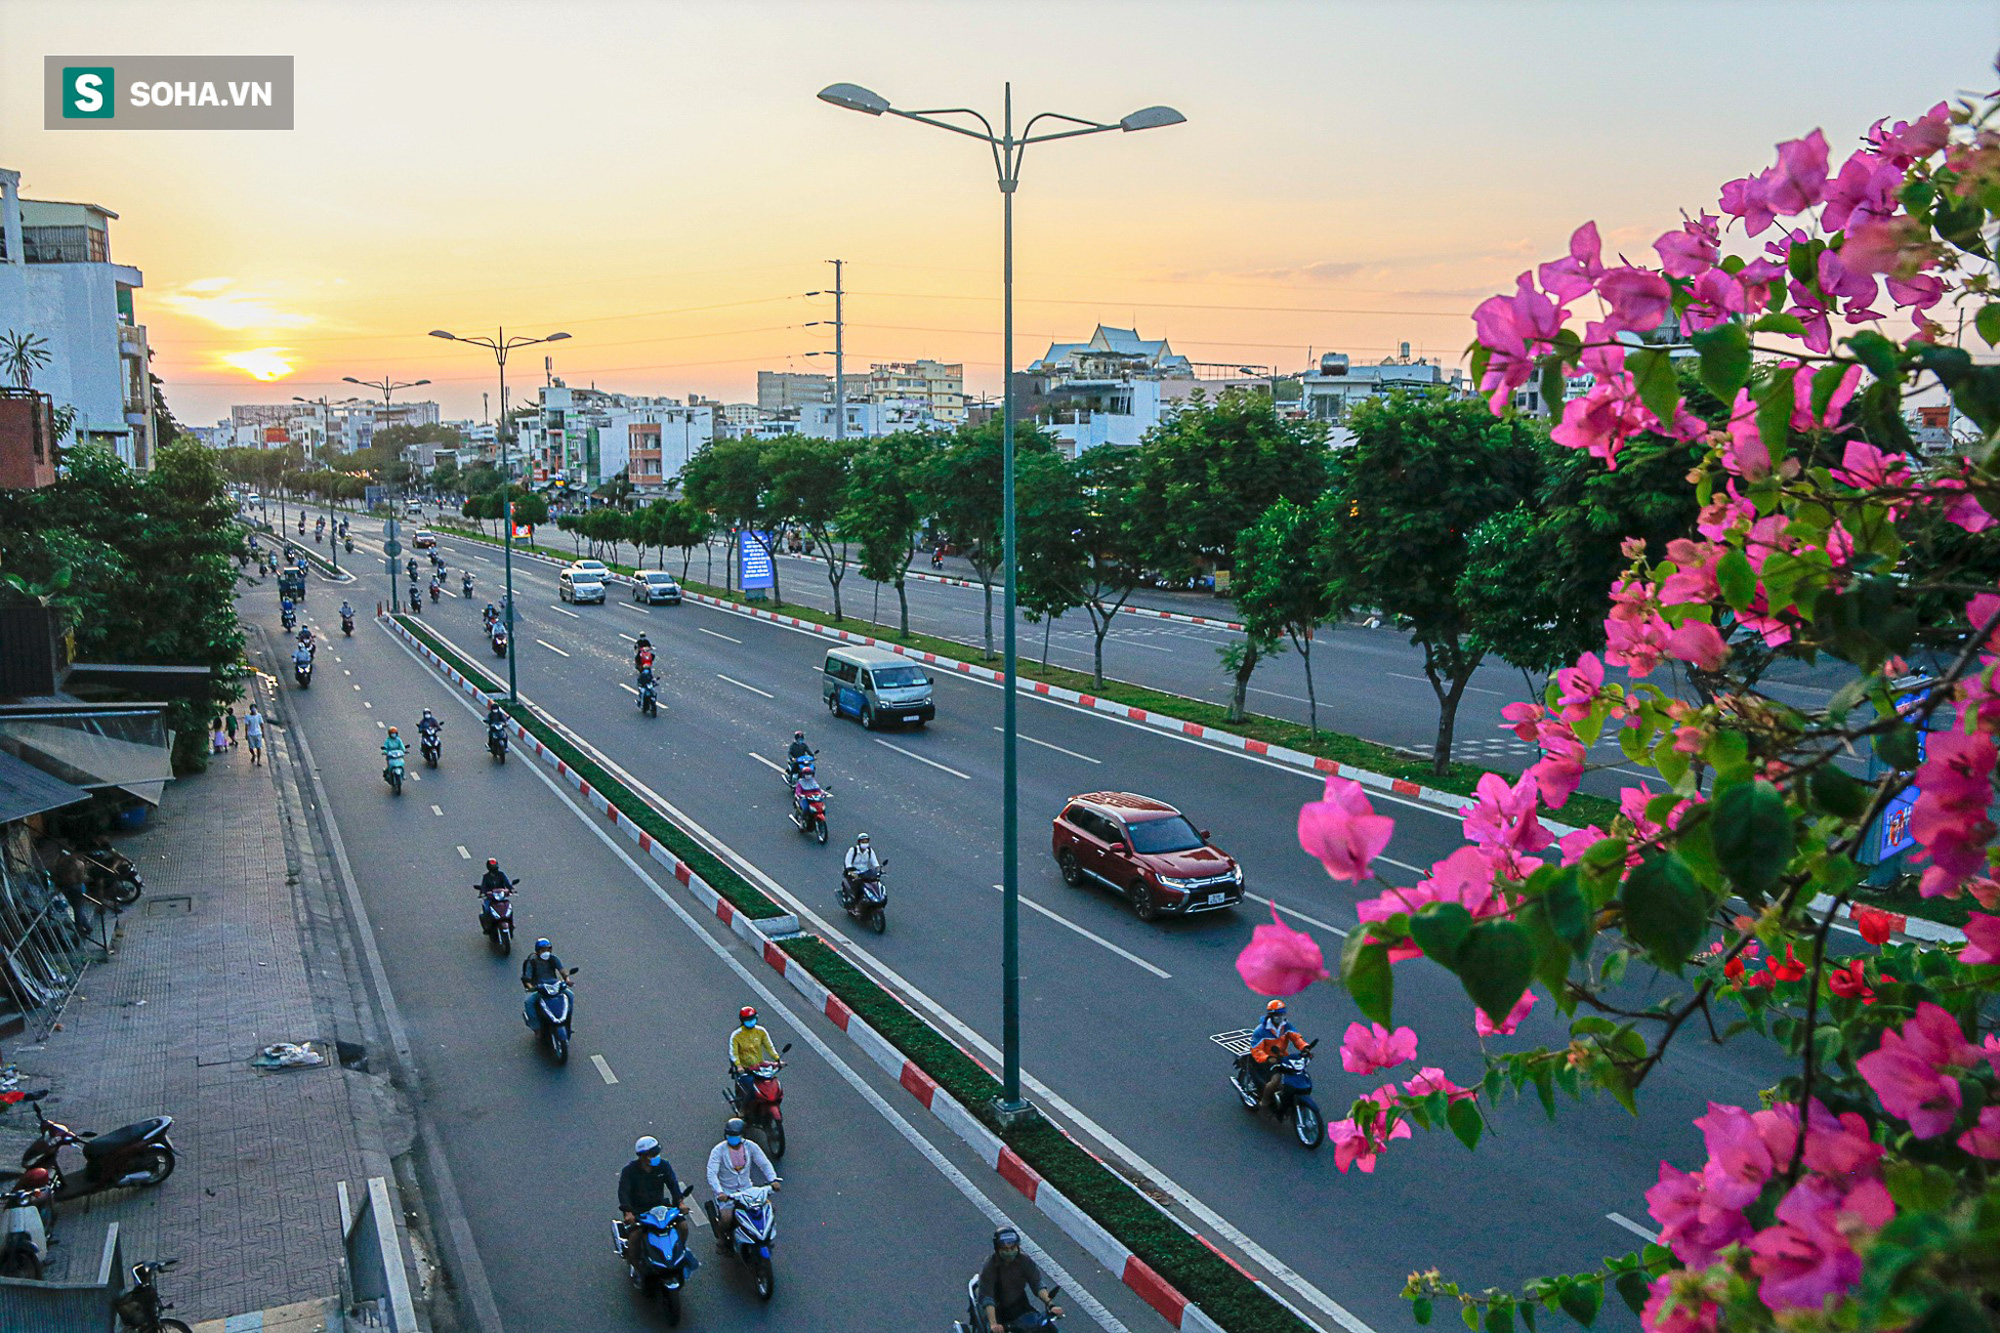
1026, 325, 1202, 457
514, 383, 712, 490
1298, 346, 1465, 439
865, 360, 965, 424
0, 169, 155, 469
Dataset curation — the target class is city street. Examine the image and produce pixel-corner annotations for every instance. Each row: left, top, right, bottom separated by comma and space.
266, 572, 1164, 1332
338, 521, 1808, 1330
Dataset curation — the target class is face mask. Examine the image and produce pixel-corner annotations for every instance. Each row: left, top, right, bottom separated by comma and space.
538, 950, 551, 959
743, 1019, 757, 1029
725, 1135, 743, 1147
648, 1154, 662, 1167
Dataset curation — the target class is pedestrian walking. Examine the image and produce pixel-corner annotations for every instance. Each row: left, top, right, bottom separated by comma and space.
210, 716, 228, 754
225, 708, 239, 749
244, 705, 265, 766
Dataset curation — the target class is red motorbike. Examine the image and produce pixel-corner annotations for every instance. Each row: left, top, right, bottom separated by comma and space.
478, 879, 518, 956
728, 1045, 792, 1160
18, 1098, 175, 1200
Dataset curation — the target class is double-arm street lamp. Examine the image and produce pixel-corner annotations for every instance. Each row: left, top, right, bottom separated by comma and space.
818, 81, 1184, 1117
428, 328, 570, 703
292, 394, 358, 574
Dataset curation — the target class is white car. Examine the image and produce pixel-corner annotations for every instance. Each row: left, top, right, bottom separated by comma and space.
570, 559, 610, 578
559, 567, 606, 604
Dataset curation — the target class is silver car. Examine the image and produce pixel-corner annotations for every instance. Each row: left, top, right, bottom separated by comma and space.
558, 568, 606, 604
633, 570, 682, 605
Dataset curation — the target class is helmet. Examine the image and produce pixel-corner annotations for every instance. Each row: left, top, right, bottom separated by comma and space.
535, 938, 551, 951
387, 725, 399, 735
422, 708, 435, 719
17, 1167, 50, 1191
856, 833, 871, 846
634, 1135, 660, 1155
724, 1117, 745, 1137
793, 730, 805, 740
739, 1006, 757, 1023
993, 1227, 1021, 1252
486, 858, 499, 870
1266, 999, 1287, 1014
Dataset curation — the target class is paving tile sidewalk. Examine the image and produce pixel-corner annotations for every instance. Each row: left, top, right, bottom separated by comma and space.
0, 674, 399, 1323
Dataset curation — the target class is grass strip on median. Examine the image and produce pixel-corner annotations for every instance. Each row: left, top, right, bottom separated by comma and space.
390, 613, 788, 921
432, 521, 1621, 831
783, 935, 1314, 1333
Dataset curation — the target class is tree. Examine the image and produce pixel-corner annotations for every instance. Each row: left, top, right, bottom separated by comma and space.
1129, 387, 1331, 580
1324, 392, 1542, 775
681, 438, 785, 603
429, 457, 461, 496
374, 422, 464, 453
649, 499, 712, 579
843, 432, 937, 637
585, 507, 629, 565
147, 370, 184, 449
1016, 448, 1149, 688
1234, 495, 1343, 735
766, 435, 856, 619
461, 464, 505, 497
921, 418, 1059, 658
0, 330, 50, 389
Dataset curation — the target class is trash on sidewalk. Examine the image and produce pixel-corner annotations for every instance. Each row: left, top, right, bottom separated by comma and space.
251, 1041, 327, 1070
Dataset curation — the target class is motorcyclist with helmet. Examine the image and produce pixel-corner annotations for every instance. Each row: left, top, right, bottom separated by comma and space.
840, 832, 882, 908
618, 1134, 694, 1276
728, 1005, 779, 1112
634, 635, 655, 676
976, 1227, 1065, 1332
785, 730, 814, 782
521, 938, 573, 1030
1244, 998, 1309, 1112
704, 1116, 778, 1252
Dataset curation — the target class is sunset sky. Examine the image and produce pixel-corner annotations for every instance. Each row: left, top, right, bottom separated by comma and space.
3, 0, 1995, 427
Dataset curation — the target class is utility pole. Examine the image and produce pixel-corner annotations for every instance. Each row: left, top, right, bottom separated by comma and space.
805, 260, 848, 440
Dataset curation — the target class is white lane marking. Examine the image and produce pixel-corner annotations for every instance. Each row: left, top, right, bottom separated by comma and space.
617, 602, 649, 614
1607, 1212, 1660, 1243
1249, 685, 1309, 703
1244, 893, 1349, 939
376, 721, 385, 729
619, 683, 640, 696
1377, 855, 1429, 875
457, 845, 471, 859
617, 632, 638, 642
874, 738, 970, 780
717, 673, 772, 698
353, 683, 361, 690
537, 639, 571, 657
991, 884, 1170, 978
993, 726, 1101, 764
697, 626, 743, 643
549, 605, 580, 619
591, 1054, 620, 1085
748, 752, 788, 777
1121, 639, 1173, 654
363, 700, 373, 708
343, 668, 352, 676
430, 804, 444, 817
1385, 670, 1505, 697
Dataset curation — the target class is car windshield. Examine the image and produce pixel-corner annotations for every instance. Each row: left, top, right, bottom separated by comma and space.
575, 562, 607, 572
571, 574, 602, 585
645, 574, 675, 585
871, 666, 928, 689
1126, 815, 1204, 854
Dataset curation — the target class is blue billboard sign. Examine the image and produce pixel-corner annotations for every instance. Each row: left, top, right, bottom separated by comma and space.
1871, 684, 1931, 864
738, 531, 774, 591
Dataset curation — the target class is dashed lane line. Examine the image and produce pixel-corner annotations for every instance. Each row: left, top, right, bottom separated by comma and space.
874, 738, 970, 781
591, 1054, 620, 1085
994, 726, 1100, 764
991, 884, 1170, 979
716, 673, 772, 698
537, 640, 571, 658
697, 626, 743, 643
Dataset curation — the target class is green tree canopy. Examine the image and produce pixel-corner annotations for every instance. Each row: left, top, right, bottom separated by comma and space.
1234, 494, 1343, 735
1016, 447, 1149, 688
920, 417, 1059, 658
765, 435, 856, 618
841, 431, 936, 637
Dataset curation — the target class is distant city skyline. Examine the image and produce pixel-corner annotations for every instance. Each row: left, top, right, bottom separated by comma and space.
4, 0, 1994, 425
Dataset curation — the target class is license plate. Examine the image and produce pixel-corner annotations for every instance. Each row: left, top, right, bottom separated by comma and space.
1206, 893, 1228, 905
902, 715, 919, 722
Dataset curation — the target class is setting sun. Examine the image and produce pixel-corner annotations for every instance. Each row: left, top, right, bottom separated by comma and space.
219, 347, 295, 381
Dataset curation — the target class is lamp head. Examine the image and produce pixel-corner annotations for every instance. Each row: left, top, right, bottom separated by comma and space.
1119, 105, 1186, 133
545, 332, 571, 343
342, 376, 364, 386
429, 330, 457, 341
412, 378, 432, 386
819, 82, 889, 116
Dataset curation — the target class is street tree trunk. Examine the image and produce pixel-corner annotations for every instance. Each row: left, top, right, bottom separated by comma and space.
1291, 631, 1318, 736
1420, 637, 1480, 776
1226, 639, 1261, 724
895, 578, 910, 638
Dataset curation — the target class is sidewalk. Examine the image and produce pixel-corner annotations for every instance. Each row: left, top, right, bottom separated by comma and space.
0, 669, 404, 1323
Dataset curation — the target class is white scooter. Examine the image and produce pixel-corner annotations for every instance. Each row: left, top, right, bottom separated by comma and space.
0, 1168, 54, 1279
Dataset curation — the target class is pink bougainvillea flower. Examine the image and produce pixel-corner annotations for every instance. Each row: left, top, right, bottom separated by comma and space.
1329, 1086, 1410, 1174
1473, 272, 1566, 411
1957, 1106, 2000, 1160
1339, 1021, 1418, 1075
1554, 652, 1606, 719
1821, 149, 1907, 232
1234, 902, 1330, 996
1642, 1274, 1720, 1333
1758, 1099, 1884, 1183
1749, 1176, 1894, 1312
1900, 1001, 1982, 1069
1790, 363, 1862, 432
1765, 129, 1832, 216
1858, 1002, 1975, 1138
1402, 1066, 1475, 1102
1721, 392, 1772, 480
1850, 904, 1902, 945
1909, 729, 1999, 897
1840, 216, 1925, 276
1664, 619, 1728, 671
1596, 266, 1674, 333
1830, 440, 1911, 491
1557, 824, 1608, 866
1473, 988, 1536, 1037
1499, 700, 1544, 742
1537, 221, 1605, 302
1527, 737, 1586, 810
1655, 214, 1721, 278
1867, 102, 1951, 168
1646, 1162, 1752, 1268
1960, 912, 2000, 967
1720, 173, 1776, 236
1461, 771, 1555, 856
1827, 959, 1875, 1005
1696, 1102, 1778, 1208
1935, 481, 1997, 535
1298, 776, 1395, 883
1886, 272, 1944, 311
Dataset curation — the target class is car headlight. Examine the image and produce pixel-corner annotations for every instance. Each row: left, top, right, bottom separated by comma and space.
1231, 865, 1244, 883
1157, 876, 1197, 890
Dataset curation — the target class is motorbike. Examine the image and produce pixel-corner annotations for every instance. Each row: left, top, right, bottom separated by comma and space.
0, 1169, 54, 1279
280, 607, 297, 631
487, 721, 510, 763
344, 537, 354, 554
525, 971, 580, 1064
839, 863, 889, 934
953, 1274, 1064, 1332
478, 879, 518, 955
612, 1193, 699, 1322
19, 1099, 176, 1200
419, 728, 442, 769
703, 1183, 780, 1302
114, 1256, 191, 1333
490, 627, 508, 658
786, 757, 828, 846
341, 613, 355, 636
384, 748, 406, 796
1228, 1037, 1324, 1149
293, 657, 313, 689
462, 573, 473, 598
80, 839, 144, 908
429, 581, 442, 604
408, 589, 423, 615
637, 676, 659, 718
726, 1043, 791, 1159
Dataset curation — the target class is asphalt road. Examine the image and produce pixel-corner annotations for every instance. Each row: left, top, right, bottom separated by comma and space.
248, 570, 1164, 1332
298, 518, 1824, 1333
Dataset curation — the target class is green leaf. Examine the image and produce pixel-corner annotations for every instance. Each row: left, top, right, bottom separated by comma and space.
1711, 779, 1794, 894
1808, 362, 1852, 425
1446, 1096, 1483, 1151
1876, 724, 1920, 773
1756, 368, 1798, 469
1557, 1279, 1603, 1328
1457, 919, 1535, 1028
1909, 1292, 1986, 1333
1539, 359, 1566, 422
1620, 853, 1706, 970
1786, 238, 1819, 288
1613, 1271, 1651, 1318
1706, 729, 1752, 788
1884, 1162, 1957, 1212
1341, 933, 1395, 1026
1486, 1297, 1515, 1333
1543, 867, 1591, 954
1625, 348, 1679, 426
1690, 321, 1751, 401
1411, 902, 1475, 970
1748, 312, 1806, 336
1463, 1300, 1481, 1331
1808, 766, 1871, 819
1977, 303, 2000, 350
1714, 547, 1755, 610
1843, 330, 1901, 379
1413, 1297, 1435, 1327
1529, 1062, 1556, 1118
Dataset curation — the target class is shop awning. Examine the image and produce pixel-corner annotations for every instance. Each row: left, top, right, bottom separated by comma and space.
0, 708, 176, 802
0, 748, 91, 825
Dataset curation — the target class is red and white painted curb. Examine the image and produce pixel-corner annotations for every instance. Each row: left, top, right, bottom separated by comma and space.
386, 611, 1248, 1331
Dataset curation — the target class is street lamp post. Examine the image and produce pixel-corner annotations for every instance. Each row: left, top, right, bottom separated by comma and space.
818, 81, 1183, 1117
342, 376, 432, 607
292, 394, 358, 573
429, 329, 570, 703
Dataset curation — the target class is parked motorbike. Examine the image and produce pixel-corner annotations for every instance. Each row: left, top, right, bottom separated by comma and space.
612, 1192, 699, 1322
80, 840, 144, 908
703, 1183, 780, 1302
19, 1099, 176, 1200
384, 749, 406, 797
491, 627, 509, 658
419, 729, 442, 769
341, 613, 355, 636
953, 1273, 1064, 1332
114, 1256, 191, 1333
487, 721, 509, 763
525, 970, 579, 1064
0, 1167, 54, 1278
478, 878, 518, 955
726, 1044, 791, 1159
294, 658, 313, 689
1229, 1038, 1324, 1149
838, 863, 889, 934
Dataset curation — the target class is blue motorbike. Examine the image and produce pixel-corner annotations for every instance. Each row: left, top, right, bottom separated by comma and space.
613, 1195, 698, 1323
523, 970, 579, 1065
704, 1182, 779, 1301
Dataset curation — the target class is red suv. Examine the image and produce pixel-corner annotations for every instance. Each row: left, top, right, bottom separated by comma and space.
1051, 792, 1243, 922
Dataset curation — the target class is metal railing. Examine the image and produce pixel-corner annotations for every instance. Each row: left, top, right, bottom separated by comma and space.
337, 1177, 420, 1331
0, 854, 107, 1042
0, 1222, 122, 1332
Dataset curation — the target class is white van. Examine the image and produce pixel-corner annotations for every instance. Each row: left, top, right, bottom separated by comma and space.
822, 646, 935, 730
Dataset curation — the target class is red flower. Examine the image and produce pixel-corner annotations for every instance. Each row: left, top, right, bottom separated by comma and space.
1768, 945, 1808, 983
1850, 905, 1903, 946
1827, 960, 1875, 1005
